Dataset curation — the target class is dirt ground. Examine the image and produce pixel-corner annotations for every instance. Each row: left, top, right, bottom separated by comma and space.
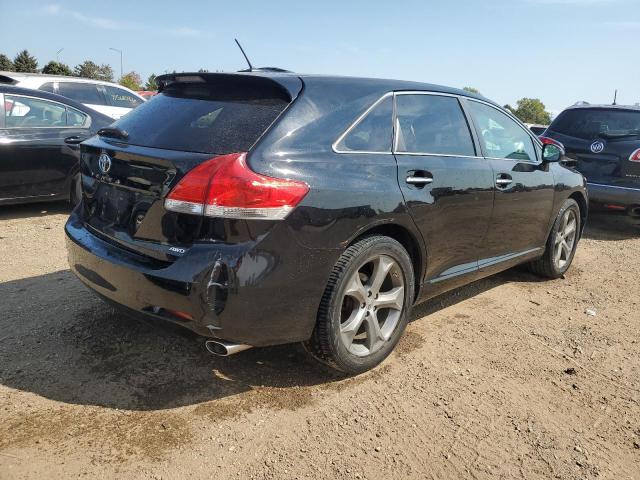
0, 202, 639, 480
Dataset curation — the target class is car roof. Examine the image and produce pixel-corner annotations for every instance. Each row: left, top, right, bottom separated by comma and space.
156, 71, 497, 107
0, 71, 144, 98
0, 84, 113, 122
564, 103, 640, 112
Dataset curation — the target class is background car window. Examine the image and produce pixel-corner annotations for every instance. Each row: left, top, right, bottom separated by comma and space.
38, 82, 55, 93
468, 101, 536, 161
104, 86, 143, 108
335, 96, 393, 152
549, 108, 640, 140
67, 107, 88, 127
394, 94, 475, 156
4, 95, 67, 128
57, 82, 105, 105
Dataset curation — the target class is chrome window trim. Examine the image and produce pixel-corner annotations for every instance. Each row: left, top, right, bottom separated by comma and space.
332, 92, 395, 154
3, 93, 91, 129
392, 91, 479, 157
587, 182, 640, 192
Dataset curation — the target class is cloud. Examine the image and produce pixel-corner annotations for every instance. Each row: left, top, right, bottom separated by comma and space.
169, 26, 206, 37
38, 4, 126, 30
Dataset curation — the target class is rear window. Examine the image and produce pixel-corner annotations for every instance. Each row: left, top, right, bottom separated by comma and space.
550, 108, 640, 140
104, 86, 143, 108
108, 82, 290, 154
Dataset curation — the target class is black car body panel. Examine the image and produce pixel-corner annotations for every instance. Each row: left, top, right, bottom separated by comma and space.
65, 72, 587, 346
0, 85, 113, 205
544, 104, 640, 209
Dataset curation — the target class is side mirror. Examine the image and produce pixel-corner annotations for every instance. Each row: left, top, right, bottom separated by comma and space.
540, 136, 565, 163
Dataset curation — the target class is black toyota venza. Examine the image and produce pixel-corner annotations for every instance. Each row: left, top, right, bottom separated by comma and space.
66, 72, 587, 374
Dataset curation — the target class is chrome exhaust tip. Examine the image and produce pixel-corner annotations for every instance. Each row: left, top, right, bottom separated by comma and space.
205, 339, 252, 356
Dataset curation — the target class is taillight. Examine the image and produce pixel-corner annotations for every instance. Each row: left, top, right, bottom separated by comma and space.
165, 152, 309, 220
539, 136, 564, 150
629, 148, 640, 162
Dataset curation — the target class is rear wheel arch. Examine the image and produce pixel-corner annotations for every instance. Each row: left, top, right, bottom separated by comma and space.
568, 191, 587, 236
348, 223, 424, 303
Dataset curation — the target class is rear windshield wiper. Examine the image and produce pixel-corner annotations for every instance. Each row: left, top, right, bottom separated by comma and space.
97, 127, 129, 140
598, 130, 640, 139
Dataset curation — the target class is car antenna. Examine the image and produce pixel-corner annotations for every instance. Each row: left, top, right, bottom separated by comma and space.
234, 39, 254, 71
613, 89, 617, 105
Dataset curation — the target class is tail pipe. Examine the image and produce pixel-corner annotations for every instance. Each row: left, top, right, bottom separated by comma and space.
205, 339, 252, 356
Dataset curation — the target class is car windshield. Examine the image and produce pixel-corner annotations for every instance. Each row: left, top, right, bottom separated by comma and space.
550, 108, 640, 140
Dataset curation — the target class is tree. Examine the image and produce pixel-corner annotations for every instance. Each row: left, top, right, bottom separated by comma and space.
119, 71, 142, 91
13, 50, 38, 73
42, 61, 72, 76
511, 98, 552, 125
145, 73, 157, 91
463, 86, 480, 95
503, 104, 516, 115
74, 61, 114, 82
0, 54, 14, 71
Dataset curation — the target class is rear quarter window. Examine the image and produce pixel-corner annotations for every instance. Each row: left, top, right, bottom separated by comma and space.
109, 83, 290, 154
58, 82, 105, 105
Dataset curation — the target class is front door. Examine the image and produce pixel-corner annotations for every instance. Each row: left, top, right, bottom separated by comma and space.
464, 99, 555, 270
392, 92, 494, 296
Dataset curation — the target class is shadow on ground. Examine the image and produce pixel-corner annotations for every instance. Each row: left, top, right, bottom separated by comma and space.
583, 210, 640, 241
0, 200, 70, 221
0, 265, 533, 411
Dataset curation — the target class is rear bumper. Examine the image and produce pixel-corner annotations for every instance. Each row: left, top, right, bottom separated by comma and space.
65, 211, 336, 346
586, 182, 640, 208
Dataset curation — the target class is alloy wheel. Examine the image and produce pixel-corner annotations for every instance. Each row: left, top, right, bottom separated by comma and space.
339, 254, 405, 357
554, 209, 577, 269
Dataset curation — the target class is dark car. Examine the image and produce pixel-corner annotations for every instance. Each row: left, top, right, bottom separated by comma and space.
65, 72, 587, 374
543, 104, 640, 215
0, 85, 113, 206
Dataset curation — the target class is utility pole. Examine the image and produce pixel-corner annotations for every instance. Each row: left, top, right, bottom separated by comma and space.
56, 48, 64, 62
109, 47, 123, 80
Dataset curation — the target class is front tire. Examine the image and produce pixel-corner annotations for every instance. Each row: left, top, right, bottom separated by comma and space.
305, 235, 414, 374
529, 198, 581, 278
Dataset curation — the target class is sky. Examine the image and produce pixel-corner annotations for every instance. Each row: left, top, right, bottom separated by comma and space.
1, 0, 639, 116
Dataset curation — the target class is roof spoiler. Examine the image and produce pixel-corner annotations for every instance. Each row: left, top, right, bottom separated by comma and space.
155, 72, 302, 102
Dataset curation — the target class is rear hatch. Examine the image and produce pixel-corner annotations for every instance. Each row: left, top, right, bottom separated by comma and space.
546, 107, 640, 187
78, 73, 300, 260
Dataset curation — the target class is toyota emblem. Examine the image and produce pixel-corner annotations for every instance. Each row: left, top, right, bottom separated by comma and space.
590, 140, 605, 154
98, 151, 112, 174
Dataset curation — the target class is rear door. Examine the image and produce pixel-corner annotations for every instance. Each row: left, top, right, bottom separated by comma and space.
392, 92, 494, 291
0, 93, 89, 201
465, 99, 555, 268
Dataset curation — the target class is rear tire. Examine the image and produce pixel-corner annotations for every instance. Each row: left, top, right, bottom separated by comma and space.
304, 235, 414, 375
529, 199, 581, 279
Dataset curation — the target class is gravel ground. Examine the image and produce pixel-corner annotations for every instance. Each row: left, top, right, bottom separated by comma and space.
0, 202, 639, 480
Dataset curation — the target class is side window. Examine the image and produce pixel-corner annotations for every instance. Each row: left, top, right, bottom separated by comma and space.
39, 82, 55, 93
67, 107, 88, 127
57, 82, 105, 105
335, 95, 393, 152
104, 86, 143, 108
468, 101, 537, 161
394, 94, 476, 156
4, 95, 67, 128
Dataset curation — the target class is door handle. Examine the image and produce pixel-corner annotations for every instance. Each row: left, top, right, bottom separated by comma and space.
64, 135, 86, 145
495, 174, 513, 187
406, 176, 433, 185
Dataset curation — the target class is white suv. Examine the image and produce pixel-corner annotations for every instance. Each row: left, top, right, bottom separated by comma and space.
0, 72, 145, 119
